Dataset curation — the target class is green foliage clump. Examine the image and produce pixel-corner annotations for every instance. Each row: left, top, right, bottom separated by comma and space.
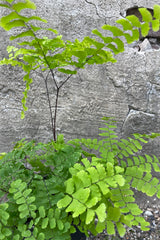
0, 118, 160, 239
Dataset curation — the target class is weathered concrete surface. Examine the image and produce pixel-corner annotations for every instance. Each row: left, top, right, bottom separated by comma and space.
0, 0, 159, 159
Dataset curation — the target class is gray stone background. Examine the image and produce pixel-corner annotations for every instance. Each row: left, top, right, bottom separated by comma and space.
0, 0, 159, 161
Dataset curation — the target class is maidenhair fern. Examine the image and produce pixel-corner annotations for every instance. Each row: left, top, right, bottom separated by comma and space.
66, 117, 160, 237
0, 118, 159, 239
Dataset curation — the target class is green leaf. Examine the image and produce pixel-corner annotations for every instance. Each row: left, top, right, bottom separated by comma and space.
3, 0, 14, 3
132, 28, 139, 41
141, 22, 150, 37
4, 20, 25, 30
19, 210, 29, 218
65, 178, 74, 194
107, 207, 121, 222
23, 189, 32, 198
95, 203, 106, 222
114, 174, 125, 186
0, 210, 9, 221
95, 221, 106, 233
18, 203, 28, 212
87, 167, 99, 183
57, 219, 64, 230
2, 228, 12, 237
86, 209, 95, 225
97, 181, 109, 195
106, 162, 114, 176
10, 179, 22, 189
92, 29, 105, 40
37, 233, 45, 240
116, 18, 132, 30
126, 15, 141, 28
38, 206, 46, 218
116, 222, 126, 237
0, 12, 19, 29
49, 218, 56, 229
72, 188, 90, 203
86, 197, 99, 208
77, 170, 91, 187
123, 33, 134, 44
106, 220, 115, 235
96, 164, 106, 180
127, 203, 142, 215
27, 196, 35, 204
46, 28, 58, 34
113, 38, 124, 52
21, 111, 25, 119
10, 30, 35, 40
0, 4, 11, 9
154, 5, 160, 20
66, 199, 86, 217
41, 217, 49, 229
139, 8, 153, 22
152, 19, 160, 32
54, 208, 60, 219
12, 0, 36, 13
27, 16, 47, 23
0, 203, 8, 211
102, 25, 124, 36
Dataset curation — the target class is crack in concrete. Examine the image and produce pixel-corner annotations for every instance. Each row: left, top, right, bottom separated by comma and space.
84, 0, 101, 18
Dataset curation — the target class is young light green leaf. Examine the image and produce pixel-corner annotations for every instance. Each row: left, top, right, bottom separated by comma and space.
10, 30, 35, 40
154, 5, 160, 19
126, 15, 141, 27
116, 18, 133, 30
139, 8, 153, 22
95, 203, 106, 222
12, 0, 36, 13
86, 209, 95, 225
66, 199, 86, 217
86, 196, 99, 208
77, 170, 91, 187
102, 25, 124, 36
152, 19, 160, 32
72, 188, 90, 203
141, 22, 150, 37
96, 181, 109, 195
57, 195, 72, 208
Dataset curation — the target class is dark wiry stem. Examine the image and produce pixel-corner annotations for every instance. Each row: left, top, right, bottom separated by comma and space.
43, 72, 55, 140
53, 87, 59, 141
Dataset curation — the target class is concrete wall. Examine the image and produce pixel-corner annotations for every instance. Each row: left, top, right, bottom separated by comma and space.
0, 0, 160, 158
